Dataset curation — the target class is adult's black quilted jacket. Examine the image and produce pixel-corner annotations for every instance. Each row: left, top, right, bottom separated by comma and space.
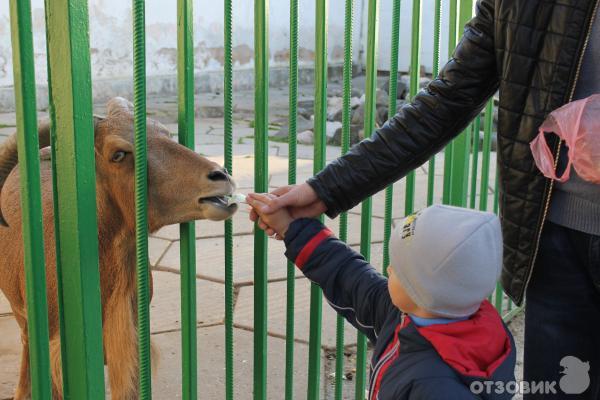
307, 0, 599, 305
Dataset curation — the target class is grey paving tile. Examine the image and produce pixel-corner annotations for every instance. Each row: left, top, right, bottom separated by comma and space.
150, 271, 225, 333
234, 278, 359, 349
151, 325, 325, 399
0, 316, 21, 399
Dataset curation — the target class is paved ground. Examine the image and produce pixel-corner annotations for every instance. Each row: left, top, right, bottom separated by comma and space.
0, 92, 522, 400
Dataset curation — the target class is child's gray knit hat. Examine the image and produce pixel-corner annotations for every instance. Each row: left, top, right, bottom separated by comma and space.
389, 204, 503, 318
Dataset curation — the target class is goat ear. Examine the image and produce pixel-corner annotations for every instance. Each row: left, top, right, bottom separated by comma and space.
107, 97, 134, 117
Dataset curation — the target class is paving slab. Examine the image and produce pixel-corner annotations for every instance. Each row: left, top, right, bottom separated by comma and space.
151, 325, 325, 400
0, 316, 21, 400
158, 231, 385, 285
150, 271, 225, 333
0, 292, 11, 315
149, 237, 173, 267
152, 209, 254, 242
157, 234, 295, 284
234, 278, 359, 349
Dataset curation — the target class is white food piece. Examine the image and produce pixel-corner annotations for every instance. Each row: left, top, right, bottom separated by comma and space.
226, 193, 247, 205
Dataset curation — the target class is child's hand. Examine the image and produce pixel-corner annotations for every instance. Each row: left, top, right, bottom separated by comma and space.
247, 193, 294, 239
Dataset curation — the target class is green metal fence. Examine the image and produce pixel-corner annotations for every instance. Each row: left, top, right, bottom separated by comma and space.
7, 0, 517, 398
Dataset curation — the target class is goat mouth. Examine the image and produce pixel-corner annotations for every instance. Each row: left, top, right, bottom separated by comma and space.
199, 196, 235, 209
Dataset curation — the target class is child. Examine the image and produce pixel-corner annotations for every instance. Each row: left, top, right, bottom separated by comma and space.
248, 194, 516, 399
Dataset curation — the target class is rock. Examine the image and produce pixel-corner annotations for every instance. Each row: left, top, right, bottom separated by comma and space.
379, 76, 408, 100
395, 80, 408, 99
351, 97, 361, 109
297, 107, 313, 119
352, 75, 389, 95
329, 107, 343, 122
351, 87, 363, 98
330, 124, 363, 146
297, 99, 314, 110
196, 105, 224, 118
327, 96, 344, 121
419, 77, 431, 89
297, 130, 314, 145
327, 96, 343, 109
376, 89, 389, 107
273, 115, 313, 138
326, 121, 342, 139
351, 103, 365, 126
377, 106, 388, 126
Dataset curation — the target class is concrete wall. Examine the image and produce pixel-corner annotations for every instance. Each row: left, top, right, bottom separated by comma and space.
0, 0, 458, 104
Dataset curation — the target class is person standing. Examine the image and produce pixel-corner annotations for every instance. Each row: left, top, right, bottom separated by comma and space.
251, 1, 600, 398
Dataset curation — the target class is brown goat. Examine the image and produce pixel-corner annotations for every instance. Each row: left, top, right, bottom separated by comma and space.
0, 98, 238, 399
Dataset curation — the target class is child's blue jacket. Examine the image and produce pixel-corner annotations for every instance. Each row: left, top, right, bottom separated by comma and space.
284, 218, 517, 400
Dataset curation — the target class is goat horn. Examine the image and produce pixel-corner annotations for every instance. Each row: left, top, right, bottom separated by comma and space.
0, 119, 51, 227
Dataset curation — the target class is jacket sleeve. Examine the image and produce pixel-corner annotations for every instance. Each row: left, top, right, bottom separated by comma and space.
307, 0, 498, 218
284, 218, 396, 342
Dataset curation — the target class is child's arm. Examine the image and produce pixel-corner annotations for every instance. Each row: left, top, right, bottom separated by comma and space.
283, 218, 397, 342
248, 193, 397, 342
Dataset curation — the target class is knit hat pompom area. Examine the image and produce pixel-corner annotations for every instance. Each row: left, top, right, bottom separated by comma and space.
389, 204, 503, 318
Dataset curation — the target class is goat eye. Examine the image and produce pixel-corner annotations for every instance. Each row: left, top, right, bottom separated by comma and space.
111, 151, 126, 163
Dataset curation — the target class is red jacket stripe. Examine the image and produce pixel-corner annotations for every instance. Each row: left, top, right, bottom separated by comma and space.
295, 228, 334, 269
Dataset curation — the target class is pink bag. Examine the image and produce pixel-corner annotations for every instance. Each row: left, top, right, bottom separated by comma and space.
530, 94, 600, 184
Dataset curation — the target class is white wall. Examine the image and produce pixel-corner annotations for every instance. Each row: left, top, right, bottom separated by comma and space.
0, 0, 460, 89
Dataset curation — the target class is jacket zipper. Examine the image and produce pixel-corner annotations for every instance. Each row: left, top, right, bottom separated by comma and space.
520, 0, 599, 302
368, 314, 406, 400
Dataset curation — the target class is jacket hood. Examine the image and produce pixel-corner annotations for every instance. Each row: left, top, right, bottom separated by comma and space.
414, 300, 516, 396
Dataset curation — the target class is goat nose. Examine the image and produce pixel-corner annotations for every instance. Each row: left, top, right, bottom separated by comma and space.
208, 169, 229, 181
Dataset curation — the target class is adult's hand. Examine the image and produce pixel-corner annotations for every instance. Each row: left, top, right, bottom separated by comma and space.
248, 183, 327, 237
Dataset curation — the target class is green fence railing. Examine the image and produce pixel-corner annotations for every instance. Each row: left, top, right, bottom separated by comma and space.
6, 0, 518, 399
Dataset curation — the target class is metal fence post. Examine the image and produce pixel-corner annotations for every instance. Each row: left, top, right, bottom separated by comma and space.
44, 0, 106, 397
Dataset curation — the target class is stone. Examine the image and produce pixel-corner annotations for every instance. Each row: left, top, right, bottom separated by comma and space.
419, 77, 431, 89
376, 88, 389, 107
328, 106, 343, 122
297, 130, 314, 145
326, 121, 342, 139
351, 103, 364, 126
196, 105, 225, 118
350, 96, 361, 109
395, 80, 408, 99
273, 115, 313, 139
330, 124, 362, 146
327, 96, 343, 109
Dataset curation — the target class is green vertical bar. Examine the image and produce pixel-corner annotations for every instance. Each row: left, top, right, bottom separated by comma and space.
45, 0, 106, 397
479, 100, 493, 211
442, 0, 457, 204
307, 1, 328, 398
254, 0, 269, 398
42, 1, 69, 393
405, 0, 420, 215
224, 0, 234, 398
383, 0, 400, 273
9, 0, 52, 397
335, 0, 353, 397
356, 1, 379, 399
447, 0, 473, 207
132, 0, 152, 397
178, 0, 197, 398
284, 0, 298, 398
426, 0, 442, 206
469, 116, 481, 208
